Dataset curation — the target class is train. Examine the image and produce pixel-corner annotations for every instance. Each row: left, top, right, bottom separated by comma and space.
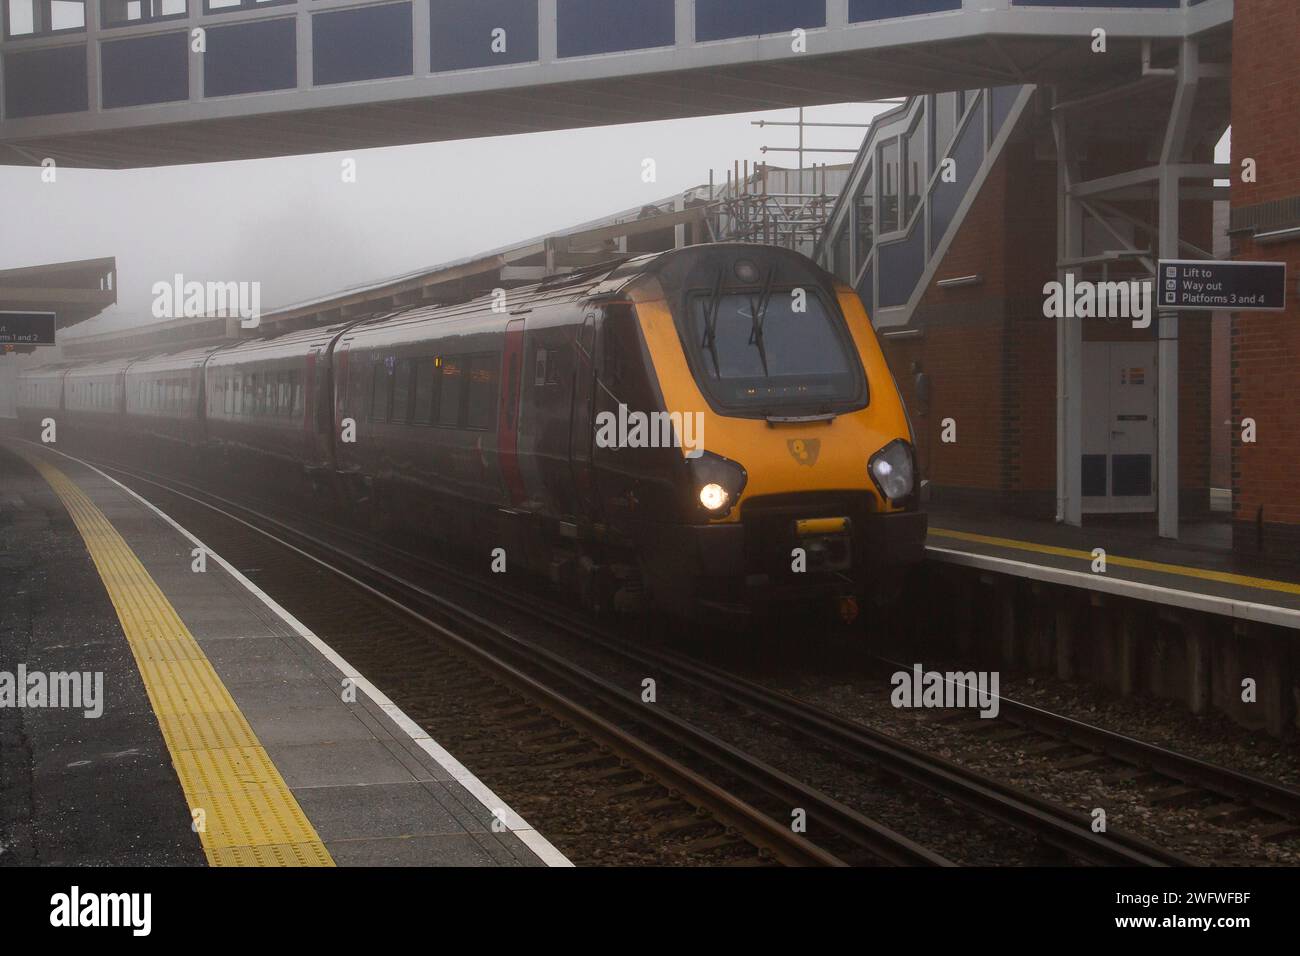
16, 244, 926, 622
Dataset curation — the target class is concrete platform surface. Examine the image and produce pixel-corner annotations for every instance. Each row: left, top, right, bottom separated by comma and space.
927, 509, 1300, 629
0, 439, 568, 867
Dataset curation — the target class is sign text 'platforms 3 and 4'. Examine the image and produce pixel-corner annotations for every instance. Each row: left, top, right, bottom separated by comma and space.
1157, 260, 1287, 312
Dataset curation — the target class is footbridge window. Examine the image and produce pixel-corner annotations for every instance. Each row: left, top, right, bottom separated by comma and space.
695, 0, 825, 42
100, 0, 183, 27
4, 0, 83, 37
203, 0, 292, 13
557, 0, 673, 58
850, 0, 960, 21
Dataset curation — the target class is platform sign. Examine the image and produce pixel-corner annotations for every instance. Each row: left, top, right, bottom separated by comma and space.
0, 311, 56, 346
1157, 260, 1287, 312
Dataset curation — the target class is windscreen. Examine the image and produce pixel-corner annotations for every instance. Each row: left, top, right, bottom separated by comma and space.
686, 289, 863, 413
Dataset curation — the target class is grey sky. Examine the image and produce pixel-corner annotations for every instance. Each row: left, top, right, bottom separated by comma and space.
0, 102, 886, 339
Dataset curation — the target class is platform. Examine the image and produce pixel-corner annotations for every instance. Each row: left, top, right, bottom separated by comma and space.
925, 509, 1300, 630
0, 439, 567, 867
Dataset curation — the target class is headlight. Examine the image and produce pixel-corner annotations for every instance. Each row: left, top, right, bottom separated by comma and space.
688, 451, 748, 519
869, 439, 915, 504
699, 483, 728, 511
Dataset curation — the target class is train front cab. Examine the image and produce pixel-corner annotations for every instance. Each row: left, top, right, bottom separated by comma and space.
597, 245, 926, 620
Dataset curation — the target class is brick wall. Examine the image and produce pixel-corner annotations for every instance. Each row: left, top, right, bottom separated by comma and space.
1230, 0, 1300, 555
880, 108, 1213, 519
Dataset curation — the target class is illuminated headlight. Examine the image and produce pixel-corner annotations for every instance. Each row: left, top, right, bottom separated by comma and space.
699, 483, 729, 511
868, 439, 915, 504
688, 451, 748, 519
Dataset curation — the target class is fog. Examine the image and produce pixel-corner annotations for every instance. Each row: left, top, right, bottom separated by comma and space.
0, 103, 885, 339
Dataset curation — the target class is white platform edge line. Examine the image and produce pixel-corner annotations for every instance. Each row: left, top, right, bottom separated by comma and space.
926, 544, 1300, 631
31, 442, 573, 868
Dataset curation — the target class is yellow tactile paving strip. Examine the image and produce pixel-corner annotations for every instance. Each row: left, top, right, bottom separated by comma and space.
930, 526, 1300, 598
14, 444, 333, 867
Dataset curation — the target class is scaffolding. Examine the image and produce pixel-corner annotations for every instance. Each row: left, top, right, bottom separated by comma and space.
704, 106, 887, 255
708, 161, 847, 257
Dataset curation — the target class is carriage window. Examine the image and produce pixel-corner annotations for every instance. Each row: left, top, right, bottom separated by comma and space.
437, 357, 463, 427
466, 353, 500, 430
391, 358, 414, 424
370, 364, 391, 422
292, 372, 303, 418
413, 358, 436, 425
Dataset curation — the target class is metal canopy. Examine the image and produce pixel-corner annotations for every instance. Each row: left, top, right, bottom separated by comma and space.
0, 257, 117, 329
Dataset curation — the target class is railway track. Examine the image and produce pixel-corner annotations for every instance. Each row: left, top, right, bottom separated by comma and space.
869, 653, 1300, 847
87, 457, 1231, 866
94, 458, 946, 867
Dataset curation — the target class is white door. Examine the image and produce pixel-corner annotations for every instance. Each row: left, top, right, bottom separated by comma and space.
1082, 341, 1157, 513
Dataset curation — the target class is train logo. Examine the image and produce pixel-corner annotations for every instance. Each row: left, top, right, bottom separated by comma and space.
787, 438, 820, 466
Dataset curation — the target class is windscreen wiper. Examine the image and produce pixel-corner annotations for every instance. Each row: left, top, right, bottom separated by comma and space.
700, 268, 724, 376
747, 267, 775, 376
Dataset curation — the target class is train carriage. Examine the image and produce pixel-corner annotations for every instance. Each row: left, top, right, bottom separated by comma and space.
125, 345, 227, 448
202, 324, 348, 487
17, 244, 926, 621
15, 363, 71, 437
63, 357, 132, 445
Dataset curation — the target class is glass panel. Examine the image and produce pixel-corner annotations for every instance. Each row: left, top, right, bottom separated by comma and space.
391, 358, 413, 423
313, 2, 413, 84
1014, 0, 1176, 7
832, 223, 851, 284
929, 96, 985, 254
850, 0, 960, 20
466, 354, 499, 430
49, 0, 84, 29
877, 221, 926, 308
558, 0, 673, 57
437, 357, 463, 427
7, 0, 35, 35
696, 0, 826, 41
904, 110, 925, 225
934, 92, 957, 165
854, 161, 874, 274
431, 0, 538, 73
101, 33, 189, 109
205, 19, 297, 98
412, 358, 436, 425
991, 84, 1022, 134
371, 366, 391, 422
857, 262, 874, 314
103, 0, 184, 24
687, 292, 860, 410
878, 140, 900, 234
